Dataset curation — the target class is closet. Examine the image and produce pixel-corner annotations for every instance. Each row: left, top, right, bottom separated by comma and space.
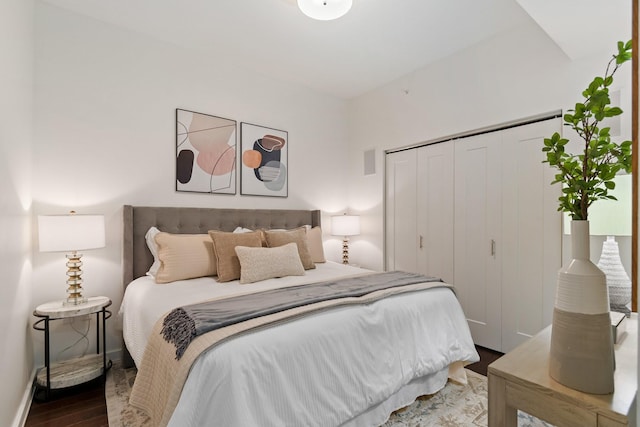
385, 117, 562, 353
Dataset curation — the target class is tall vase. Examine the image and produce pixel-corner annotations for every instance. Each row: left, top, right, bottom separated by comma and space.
549, 220, 614, 394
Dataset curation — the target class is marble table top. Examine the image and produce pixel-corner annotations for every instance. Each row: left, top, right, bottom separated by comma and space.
34, 296, 111, 318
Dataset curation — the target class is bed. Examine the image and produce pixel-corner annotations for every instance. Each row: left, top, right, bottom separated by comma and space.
119, 205, 479, 427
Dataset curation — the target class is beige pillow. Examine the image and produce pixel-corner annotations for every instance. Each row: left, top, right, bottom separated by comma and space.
306, 226, 326, 263
208, 230, 262, 282
235, 243, 305, 284
263, 227, 316, 270
154, 233, 216, 284
255, 228, 290, 247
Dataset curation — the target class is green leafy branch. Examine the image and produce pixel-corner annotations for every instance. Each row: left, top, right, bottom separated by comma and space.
542, 40, 632, 220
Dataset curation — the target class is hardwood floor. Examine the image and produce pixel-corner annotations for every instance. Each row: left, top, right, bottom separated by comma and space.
25, 379, 109, 427
468, 345, 504, 376
24, 346, 502, 427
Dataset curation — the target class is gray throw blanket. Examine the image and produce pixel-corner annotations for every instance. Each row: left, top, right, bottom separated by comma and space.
161, 271, 441, 359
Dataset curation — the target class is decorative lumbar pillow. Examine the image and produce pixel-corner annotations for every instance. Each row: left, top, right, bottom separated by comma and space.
154, 232, 216, 284
306, 226, 326, 263
145, 226, 161, 277
235, 243, 305, 284
263, 227, 316, 270
208, 230, 263, 282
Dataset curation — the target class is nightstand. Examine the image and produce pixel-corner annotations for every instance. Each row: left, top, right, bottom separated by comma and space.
32, 296, 113, 400
488, 313, 637, 426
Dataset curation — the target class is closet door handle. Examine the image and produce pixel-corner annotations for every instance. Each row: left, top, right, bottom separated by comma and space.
490, 239, 496, 257
419, 235, 424, 249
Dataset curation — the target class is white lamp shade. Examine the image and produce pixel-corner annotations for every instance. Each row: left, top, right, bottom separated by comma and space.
38, 214, 105, 252
331, 215, 360, 236
588, 174, 632, 236
297, 0, 353, 20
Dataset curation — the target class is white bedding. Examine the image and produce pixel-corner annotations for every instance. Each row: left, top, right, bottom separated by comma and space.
120, 262, 479, 427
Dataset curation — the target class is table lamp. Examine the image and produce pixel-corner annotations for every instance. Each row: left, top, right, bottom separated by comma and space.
38, 211, 105, 306
331, 214, 360, 264
589, 174, 632, 315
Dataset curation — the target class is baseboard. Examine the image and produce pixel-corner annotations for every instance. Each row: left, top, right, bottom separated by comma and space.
107, 348, 122, 363
11, 368, 36, 427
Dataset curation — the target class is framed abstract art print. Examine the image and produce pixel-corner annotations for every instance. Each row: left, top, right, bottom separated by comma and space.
240, 122, 288, 197
176, 109, 237, 194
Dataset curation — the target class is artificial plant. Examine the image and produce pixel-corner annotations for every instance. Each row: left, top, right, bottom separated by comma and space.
543, 40, 633, 220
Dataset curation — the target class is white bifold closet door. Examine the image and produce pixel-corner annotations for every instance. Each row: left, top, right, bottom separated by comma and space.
453, 132, 503, 351
416, 141, 454, 283
453, 118, 561, 352
386, 141, 454, 282
499, 120, 561, 352
386, 149, 419, 273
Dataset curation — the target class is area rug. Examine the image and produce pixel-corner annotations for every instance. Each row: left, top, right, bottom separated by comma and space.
105, 362, 552, 426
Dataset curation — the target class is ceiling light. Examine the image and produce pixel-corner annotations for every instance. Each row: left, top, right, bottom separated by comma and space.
297, 0, 353, 20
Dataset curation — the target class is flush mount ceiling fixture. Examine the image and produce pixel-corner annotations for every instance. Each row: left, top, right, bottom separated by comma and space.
297, 0, 353, 20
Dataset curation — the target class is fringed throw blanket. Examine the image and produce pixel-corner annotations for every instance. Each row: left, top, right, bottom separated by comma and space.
162, 271, 441, 359
130, 271, 451, 427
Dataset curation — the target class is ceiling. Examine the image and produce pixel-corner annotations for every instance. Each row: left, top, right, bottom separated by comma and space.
516, 0, 631, 61
39, 0, 630, 99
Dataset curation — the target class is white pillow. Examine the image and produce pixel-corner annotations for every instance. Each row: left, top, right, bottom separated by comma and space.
233, 226, 253, 233
145, 226, 161, 277
235, 243, 305, 284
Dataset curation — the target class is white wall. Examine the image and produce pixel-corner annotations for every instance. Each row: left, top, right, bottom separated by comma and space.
0, 0, 34, 425
33, 3, 350, 364
347, 16, 632, 271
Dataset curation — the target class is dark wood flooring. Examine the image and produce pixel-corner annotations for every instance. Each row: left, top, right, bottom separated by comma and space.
25, 379, 109, 427
467, 345, 504, 377
24, 346, 502, 427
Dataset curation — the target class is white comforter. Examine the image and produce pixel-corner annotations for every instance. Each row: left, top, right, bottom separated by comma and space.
119, 262, 479, 427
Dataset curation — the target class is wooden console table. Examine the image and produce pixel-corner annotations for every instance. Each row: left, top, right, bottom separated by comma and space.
488, 314, 637, 427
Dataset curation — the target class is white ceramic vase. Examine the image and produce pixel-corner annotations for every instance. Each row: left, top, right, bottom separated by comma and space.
549, 220, 615, 394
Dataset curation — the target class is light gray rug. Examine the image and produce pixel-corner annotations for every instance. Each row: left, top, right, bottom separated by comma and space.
105, 361, 151, 426
105, 362, 552, 426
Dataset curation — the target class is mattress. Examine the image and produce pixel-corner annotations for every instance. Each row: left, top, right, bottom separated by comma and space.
119, 262, 479, 426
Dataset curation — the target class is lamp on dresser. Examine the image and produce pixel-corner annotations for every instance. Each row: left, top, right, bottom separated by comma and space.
589, 173, 632, 315
331, 214, 360, 265
38, 211, 105, 306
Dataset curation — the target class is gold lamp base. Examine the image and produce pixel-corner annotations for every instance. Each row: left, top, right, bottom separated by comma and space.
342, 237, 350, 264
63, 251, 88, 306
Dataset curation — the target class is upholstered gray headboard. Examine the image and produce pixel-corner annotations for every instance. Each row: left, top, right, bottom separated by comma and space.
122, 205, 321, 287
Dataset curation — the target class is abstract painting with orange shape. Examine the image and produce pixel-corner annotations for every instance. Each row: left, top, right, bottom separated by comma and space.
176, 109, 237, 194
240, 122, 288, 197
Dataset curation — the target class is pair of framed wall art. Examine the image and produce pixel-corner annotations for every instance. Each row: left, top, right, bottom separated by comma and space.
176, 108, 288, 197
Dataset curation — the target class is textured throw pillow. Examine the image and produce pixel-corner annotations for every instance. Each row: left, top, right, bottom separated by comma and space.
306, 226, 326, 263
235, 243, 305, 284
145, 226, 161, 277
263, 227, 316, 270
154, 232, 216, 284
209, 230, 263, 282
